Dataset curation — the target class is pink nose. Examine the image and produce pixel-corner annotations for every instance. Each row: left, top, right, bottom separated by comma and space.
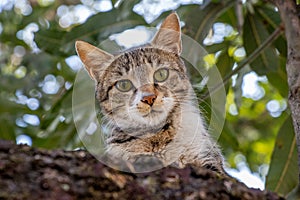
141, 94, 157, 106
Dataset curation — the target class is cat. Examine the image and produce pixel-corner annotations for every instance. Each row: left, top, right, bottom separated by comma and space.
75, 13, 226, 175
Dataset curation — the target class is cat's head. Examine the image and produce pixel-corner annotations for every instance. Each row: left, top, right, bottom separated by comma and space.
75, 13, 192, 135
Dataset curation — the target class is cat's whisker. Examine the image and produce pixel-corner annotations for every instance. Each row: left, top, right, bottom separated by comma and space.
76, 12, 226, 175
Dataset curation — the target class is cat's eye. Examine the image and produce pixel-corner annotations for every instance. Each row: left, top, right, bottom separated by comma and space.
154, 68, 169, 82
115, 79, 133, 92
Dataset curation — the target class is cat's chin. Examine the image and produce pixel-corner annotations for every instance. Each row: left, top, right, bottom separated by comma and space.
141, 108, 163, 117
127, 104, 171, 126
134, 111, 168, 127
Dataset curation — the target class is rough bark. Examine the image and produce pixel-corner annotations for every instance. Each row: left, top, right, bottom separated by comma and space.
273, 0, 300, 184
0, 140, 283, 200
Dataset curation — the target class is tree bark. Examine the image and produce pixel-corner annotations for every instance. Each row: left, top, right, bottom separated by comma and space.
273, 0, 300, 184
0, 140, 283, 200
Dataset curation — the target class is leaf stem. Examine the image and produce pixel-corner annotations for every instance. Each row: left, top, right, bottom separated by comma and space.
202, 25, 283, 100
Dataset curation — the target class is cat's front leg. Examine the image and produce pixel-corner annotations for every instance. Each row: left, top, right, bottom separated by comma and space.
173, 143, 229, 177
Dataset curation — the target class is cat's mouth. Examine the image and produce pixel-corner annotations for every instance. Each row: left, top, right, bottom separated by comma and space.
141, 109, 163, 117
136, 98, 167, 117
125, 87, 175, 126
126, 98, 172, 128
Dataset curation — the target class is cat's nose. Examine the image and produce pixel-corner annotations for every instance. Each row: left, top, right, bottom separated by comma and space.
141, 94, 157, 106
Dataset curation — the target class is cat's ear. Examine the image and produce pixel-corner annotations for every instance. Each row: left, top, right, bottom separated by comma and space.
151, 12, 182, 55
75, 41, 114, 81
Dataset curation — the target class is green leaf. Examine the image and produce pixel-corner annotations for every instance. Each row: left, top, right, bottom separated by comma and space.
0, 118, 17, 141
266, 56, 288, 97
178, 1, 235, 42
216, 49, 235, 78
65, 10, 145, 42
257, 6, 281, 29
116, 0, 140, 10
286, 185, 300, 200
35, 9, 146, 55
34, 29, 68, 56
219, 121, 239, 151
215, 48, 235, 94
205, 42, 228, 54
266, 116, 298, 196
36, 87, 76, 149
217, 6, 238, 28
256, 6, 287, 57
243, 13, 279, 75
111, 0, 119, 7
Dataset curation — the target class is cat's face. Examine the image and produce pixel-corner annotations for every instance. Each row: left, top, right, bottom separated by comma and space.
97, 48, 189, 133
75, 13, 189, 137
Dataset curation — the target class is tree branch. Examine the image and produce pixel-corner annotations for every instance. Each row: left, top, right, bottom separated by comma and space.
0, 140, 283, 200
273, 0, 300, 186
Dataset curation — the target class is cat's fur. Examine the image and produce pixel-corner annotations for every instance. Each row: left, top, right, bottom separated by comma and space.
75, 13, 226, 174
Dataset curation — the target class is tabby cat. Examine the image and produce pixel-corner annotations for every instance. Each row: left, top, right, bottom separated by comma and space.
75, 13, 226, 174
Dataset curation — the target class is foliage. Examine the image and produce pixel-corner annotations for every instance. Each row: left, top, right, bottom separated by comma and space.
266, 116, 298, 195
0, 0, 297, 195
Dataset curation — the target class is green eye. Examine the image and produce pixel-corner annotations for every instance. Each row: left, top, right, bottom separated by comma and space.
116, 79, 133, 92
154, 68, 169, 82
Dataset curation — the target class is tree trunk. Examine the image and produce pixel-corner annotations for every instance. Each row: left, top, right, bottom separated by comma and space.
0, 140, 282, 200
273, 0, 300, 184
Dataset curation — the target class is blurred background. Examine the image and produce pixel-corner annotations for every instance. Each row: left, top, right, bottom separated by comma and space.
0, 0, 297, 194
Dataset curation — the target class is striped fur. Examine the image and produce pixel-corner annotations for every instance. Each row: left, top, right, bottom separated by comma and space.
76, 13, 226, 175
